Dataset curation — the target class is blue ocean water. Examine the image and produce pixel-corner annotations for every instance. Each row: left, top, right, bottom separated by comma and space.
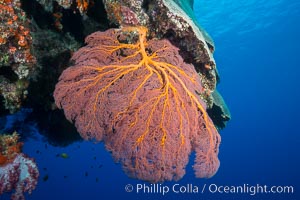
1, 0, 300, 199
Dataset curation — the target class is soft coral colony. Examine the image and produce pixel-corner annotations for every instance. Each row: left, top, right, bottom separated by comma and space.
0, 132, 39, 200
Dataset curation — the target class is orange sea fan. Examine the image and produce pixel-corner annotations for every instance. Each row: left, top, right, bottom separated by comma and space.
54, 26, 220, 182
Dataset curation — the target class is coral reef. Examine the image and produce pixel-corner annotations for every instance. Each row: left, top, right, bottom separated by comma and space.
0, 0, 85, 144
0, 0, 229, 129
0, 0, 229, 189
0, 132, 39, 200
0, 0, 36, 113
54, 27, 220, 182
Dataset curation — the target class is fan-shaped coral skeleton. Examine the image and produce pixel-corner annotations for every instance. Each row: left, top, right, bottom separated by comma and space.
54, 26, 220, 182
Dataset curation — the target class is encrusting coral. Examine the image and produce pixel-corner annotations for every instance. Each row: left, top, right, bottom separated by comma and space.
36, 0, 90, 14
0, 132, 22, 166
54, 26, 220, 182
0, 0, 36, 113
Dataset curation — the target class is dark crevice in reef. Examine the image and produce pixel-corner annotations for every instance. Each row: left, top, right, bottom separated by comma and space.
57, 3, 85, 42
27, 109, 82, 147
24, 50, 82, 146
207, 90, 231, 130
0, 96, 9, 116
21, 0, 111, 42
21, 0, 83, 43
142, 0, 151, 12
20, 0, 54, 29
207, 104, 230, 130
25, 51, 72, 111
86, 0, 110, 30
0, 66, 19, 82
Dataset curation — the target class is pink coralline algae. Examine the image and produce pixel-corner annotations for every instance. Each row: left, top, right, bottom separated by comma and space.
0, 153, 39, 200
54, 27, 220, 182
103, 0, 148, 26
